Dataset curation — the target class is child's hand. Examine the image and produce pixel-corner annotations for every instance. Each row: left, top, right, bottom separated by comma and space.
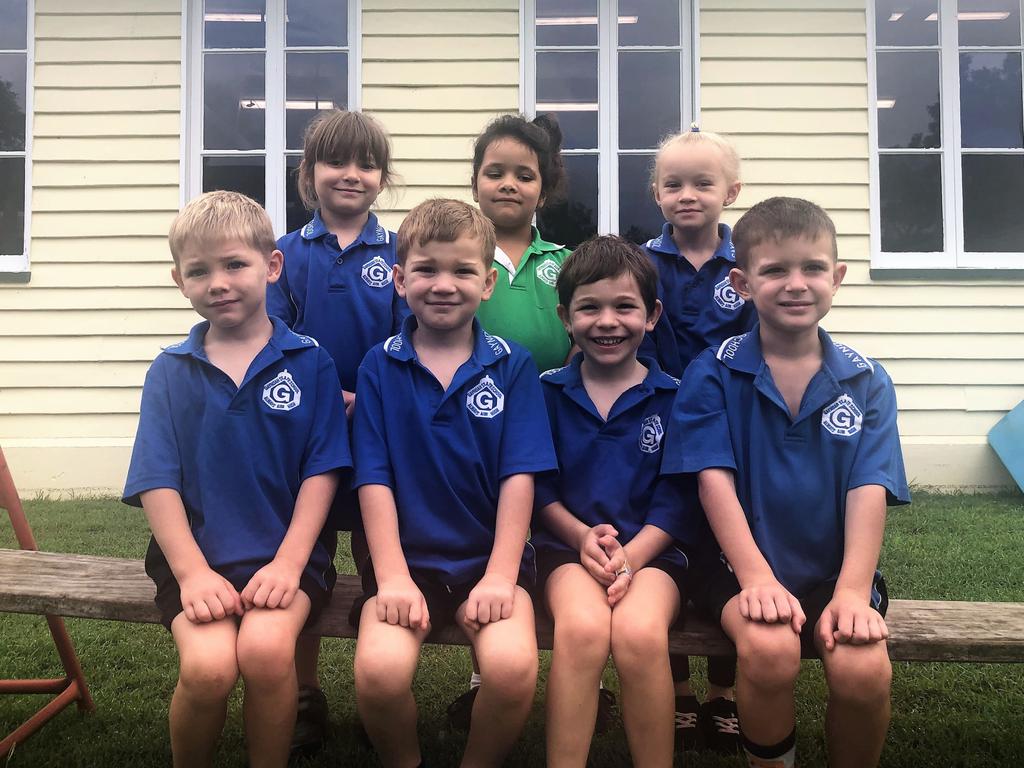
601, 536, 633, 607
816, 588, 888, 651
376, 575, 429, 631
463, 572, 516, 632
342, 389, 356, 418
738, 578, 805, 633
241, 558, 302, 610
578, 524, 618, 587
179, 567, 243, 623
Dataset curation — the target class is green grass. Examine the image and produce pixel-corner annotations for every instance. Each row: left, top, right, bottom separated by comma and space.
2, 493, 1023, 767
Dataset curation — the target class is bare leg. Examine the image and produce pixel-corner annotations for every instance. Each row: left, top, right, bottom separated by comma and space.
353, 598, 428, 768
610, 569, 679, 768
545, 564, 612, 768
169, 613, 240, 768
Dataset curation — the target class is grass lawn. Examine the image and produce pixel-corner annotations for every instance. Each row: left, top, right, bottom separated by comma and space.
2, 492, 1023, 767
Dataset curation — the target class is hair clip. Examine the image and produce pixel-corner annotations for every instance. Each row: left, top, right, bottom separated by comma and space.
690, 122, 700, 132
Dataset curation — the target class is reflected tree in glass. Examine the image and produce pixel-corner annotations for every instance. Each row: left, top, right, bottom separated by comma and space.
0, 78, 24, 151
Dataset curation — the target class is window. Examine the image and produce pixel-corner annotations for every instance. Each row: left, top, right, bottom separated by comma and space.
870, 0, 1024, 269
524, 0, 696, 247
185, 0, 357, 235
0, 0, 30, 275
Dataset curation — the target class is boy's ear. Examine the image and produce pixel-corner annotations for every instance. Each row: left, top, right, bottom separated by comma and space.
724, 181, 742, 207
729, 266, 751, 300
171, 266, 185, 294
556, 303, 572, 335
392, 263, 407, 297
833, 261, 848, 293
481, 266, 498, 301
266, 249, 284, 284
645, 298, 663, 331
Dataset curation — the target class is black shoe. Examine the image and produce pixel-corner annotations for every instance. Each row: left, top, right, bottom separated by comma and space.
445, 686, 479, 732
290, 685, 329, 759
699, 696, 741, 754
674, 694, 700, 752
594, 687, 619, 734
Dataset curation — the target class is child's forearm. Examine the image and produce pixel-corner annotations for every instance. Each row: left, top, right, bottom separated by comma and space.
836, 484, 888, 599
538, 500, 590, 552
622, 524, 673, 571
699, 468, 776, 586
358, 483, 412, 581
274, 471, 340, 570
486, 473, 534, 582
140, 488, 210, 580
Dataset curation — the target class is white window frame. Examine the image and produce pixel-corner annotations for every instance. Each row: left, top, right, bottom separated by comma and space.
181, 0, 360, 235
868, 0, 1024, 270
0, 0, 33, 277
521, 0, 699, 235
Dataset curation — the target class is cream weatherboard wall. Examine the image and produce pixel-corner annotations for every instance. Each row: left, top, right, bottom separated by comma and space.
0, 0, 1020, 492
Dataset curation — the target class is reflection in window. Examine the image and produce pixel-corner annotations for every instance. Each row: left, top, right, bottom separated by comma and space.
0, 0, 27, 259
879, 154, 943, 252
963, 155, 1024, 251
876, 51, 940, 149
538, 154, 598, 248
959, 52, 1023, 148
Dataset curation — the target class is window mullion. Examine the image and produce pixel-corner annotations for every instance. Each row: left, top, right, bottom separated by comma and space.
265, 3, 286, 234
598, 0, 615, 233
940, 0, 964, 261
350, 0, 361, 111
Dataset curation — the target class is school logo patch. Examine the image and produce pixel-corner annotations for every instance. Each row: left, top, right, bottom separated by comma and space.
361, 256, 393, 288
639, 415, 665, 454
713, 276, 744, 311
535, 258, 560, 288
822, 394, 863, 437
263, 370, 301, 412
466, 375, 504, 419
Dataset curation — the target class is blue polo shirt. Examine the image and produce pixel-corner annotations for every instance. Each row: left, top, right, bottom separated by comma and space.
532, 355, 696, 567
664, 325, 910, 598
642, 222, 758, 378
123, 317, 353, 592
270, 210, 408, 392
353, 316, 558, 585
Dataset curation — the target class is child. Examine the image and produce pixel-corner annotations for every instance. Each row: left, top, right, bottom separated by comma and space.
268, 109, 406, 753
122, 191, 352, 768
472, 113, 572, 373
534, 235, 694, 768
351, 198, 558, 768
665, 197, 910, 768
644, 126, 756, 753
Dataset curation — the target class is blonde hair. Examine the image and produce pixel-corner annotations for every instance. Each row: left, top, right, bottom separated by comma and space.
651, 125, 742, 188
397, 198, 496, 268
168, 190, 277, 265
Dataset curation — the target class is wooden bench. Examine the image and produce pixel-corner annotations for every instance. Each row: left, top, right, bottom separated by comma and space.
3, 548, 1024, 663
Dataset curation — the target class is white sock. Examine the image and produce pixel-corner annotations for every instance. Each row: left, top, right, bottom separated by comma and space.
469, 672, 482, 689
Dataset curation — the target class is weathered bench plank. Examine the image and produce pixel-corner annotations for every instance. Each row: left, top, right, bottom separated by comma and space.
2, 549, 1023, 663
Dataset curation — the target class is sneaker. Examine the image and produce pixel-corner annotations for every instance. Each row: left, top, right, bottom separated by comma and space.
445, 686, 479, 732
674, 694, 701, 752
290, 685, 329, 759
594, 687, 619, 734
699, 696, 741, 754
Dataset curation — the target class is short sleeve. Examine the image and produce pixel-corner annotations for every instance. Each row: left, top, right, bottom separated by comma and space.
848, 364, 911, 506
301, 350, 353, 482
352, 351, 395, 489
122, 357, 183, 506
533, 382, 562, 509
497, 352, 558, 479
662, 351, 737, 475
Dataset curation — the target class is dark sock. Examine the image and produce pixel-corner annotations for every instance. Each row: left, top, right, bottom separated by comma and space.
669, 653, 691, 682
742, 728, 796, 767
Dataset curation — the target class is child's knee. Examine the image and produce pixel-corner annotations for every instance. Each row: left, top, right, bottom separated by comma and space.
609, 612, 669, 670
735, 625, 801, 690
479, 645, 538, 703
354, 649, 416, 704
825, 645, 892, 705
178, 650, 239, 702
553, 607, 611, 667
236, 631, 297, 688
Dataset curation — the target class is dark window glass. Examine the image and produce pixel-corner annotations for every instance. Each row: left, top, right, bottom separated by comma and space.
537, 154, 598, 248
963, 154, 1024, 252
205, 0, 266, 49
958, 0, 1021, 46
537, 51, 598, 150
618, 51, 680, 150
0, 53, 26, 151
619, 154, 661, 243
875, 0, 938, 46
879, 153, 943, 251
960, 52, 1023, 149
287, 0, 348, 47
618, 0, 679, 46
286, 52, 348, 150
204, 52, 265, 151
203, 156, 266, 207
286, 155, 308, 234
876, 51, 941, 149
0, 0, 27, 49
0, 156, 24, 255
536, 0, 598, 46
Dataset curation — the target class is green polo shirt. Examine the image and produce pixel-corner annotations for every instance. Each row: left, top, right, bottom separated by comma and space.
477, 228, 571, 372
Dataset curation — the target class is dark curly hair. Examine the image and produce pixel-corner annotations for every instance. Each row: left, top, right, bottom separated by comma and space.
471, 113, 567, 204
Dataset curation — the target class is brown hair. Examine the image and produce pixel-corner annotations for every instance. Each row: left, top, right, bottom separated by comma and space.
168, 190, 276, 265
471, 113, 566, 204
732, 196, 838, 270
296, 110, 394, 210
396, 198, 496, 267
556, 235, 659, 314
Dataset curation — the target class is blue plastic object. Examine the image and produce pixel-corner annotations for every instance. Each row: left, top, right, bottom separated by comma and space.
988, 400, 1024, 493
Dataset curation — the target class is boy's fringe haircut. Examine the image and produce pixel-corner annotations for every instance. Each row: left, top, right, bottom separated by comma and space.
732, 196, 839, 270
168, 190, 277, 265
397, 199, 496, 267
297, 110, 394, 210
650, 127, 742, 189
556, 235, 660, 314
